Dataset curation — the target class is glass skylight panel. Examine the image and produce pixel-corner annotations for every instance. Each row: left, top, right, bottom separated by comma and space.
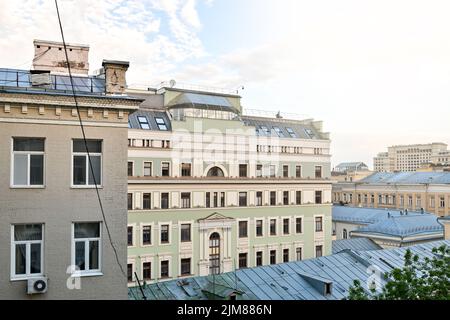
273, 126, 285, 137
304, 128, 315, 139
155, 117, 168, 131
137, 116, 151, 130
286, 127, 297, 138
260, 126, 270, 135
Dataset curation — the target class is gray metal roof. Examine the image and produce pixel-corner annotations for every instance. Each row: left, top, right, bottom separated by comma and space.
128, 240, 450, 300
332, 206, 427, 224
360, 172, 450, 184
241, 116, 324, 140
332, 238, 381, 254
167, 92, 239, 113
128, 109, 172, 131
335, 162, 368, 170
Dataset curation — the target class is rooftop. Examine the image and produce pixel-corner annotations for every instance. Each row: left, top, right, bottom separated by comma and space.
359, 172, 450, 184
332, 238, 381, 254
129, 240, 450, 300
332, 206, 427, 225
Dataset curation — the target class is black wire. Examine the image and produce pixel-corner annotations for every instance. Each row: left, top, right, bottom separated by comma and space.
54, 0, 127, 279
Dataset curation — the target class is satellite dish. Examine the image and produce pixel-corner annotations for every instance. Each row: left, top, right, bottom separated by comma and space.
169, 79, 176, 88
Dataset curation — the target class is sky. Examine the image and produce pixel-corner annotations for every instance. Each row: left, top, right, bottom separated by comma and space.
1, 0, 450, 168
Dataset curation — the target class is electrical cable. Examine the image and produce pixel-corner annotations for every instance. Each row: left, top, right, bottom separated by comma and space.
54, 0, 127, 279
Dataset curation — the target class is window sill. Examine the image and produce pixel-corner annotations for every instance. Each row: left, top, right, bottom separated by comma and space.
10, 185, 45, 189
71, 271, 103, 278
71, 185, 103, 189
10, 274, 44, 282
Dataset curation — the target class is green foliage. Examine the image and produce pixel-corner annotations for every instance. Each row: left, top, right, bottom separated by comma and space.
347, 245, 450, 300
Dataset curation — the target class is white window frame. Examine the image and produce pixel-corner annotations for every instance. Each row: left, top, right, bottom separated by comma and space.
179, 221, 193, 244
140, 223, 154, 247
10, 224, 44, 281
281, 216, 291, 236
254, 218, 264, 237
179, 256, 193, 277
143, 161, 153, 177
268, 217, 278, 237
141, 255, 155, 281
161, 161, 171, 177
127, 224, 136, 248
158, 256, 172, 279
71, 222, 102, 277
127, 258, 136, 283
282, 164, 289, 178
180, 192, 192, 209
314, 165, 323, 179
71, 140, 103, 188
159, 222, 172, 245
127, 160, 134, 177
10, 138, 46, 188
294, 215, 304, 234
295, 165, 302, 178
314, 214, 324, 233
237, 218, 250, 239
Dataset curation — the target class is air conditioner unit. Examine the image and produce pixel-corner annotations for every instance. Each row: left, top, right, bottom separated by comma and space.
27, 277, 48, 294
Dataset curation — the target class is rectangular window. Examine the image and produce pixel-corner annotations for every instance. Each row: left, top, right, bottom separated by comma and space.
239, 192, 248, 207
296, 218, 302, 234
256, 164, 263, 177
11, 224, 43, 279
127, 193, 133, 210
416, 196, 422, 208
256, 220, 263, 237
283, 165, 289, 177
137, 116, 150, 129
238, 221, 248, 238
269, 165, 276, 177
283, 191, 289, 205
181, 163, 191, 177
256, 251, 263, 266
160, 224, 169, 244
315, 191, 322, 204
270, 219, 277, 236
295, 165, 302, 178
315, 245, 323, 258
270, 250, 276, 265
180, 224, 191, 242
239, 164, 248, 177
315, 217, 323, 232
72, 139, 102, 186
238, 253, 248, 269
214, 192, 218, 208
296, 247, 302, 261
180, 258, 191, 276
220, 192, 225, 207
273, 126, 284, 137
270, 191, 276, 206
430, 197, 435, 208
160, 260, 169, 278
283, 249, 289, 263
286, 127, 297, 138
73, 222, 101, 273
127, 226, 133, 246
142, 226, 151, 245
206, 192, 211, 208
12, 138, 45, 187
161, 193, 169, 209
296, 191, 302, 205
440, 197, 445, 208
127, 264, 133, 282
256, 191, 263, 206
143, 193, 151, 210
142, 262, 151, 280
161, 162, 170, 176
181, 192, 191, 208
315, 166, 322, 179
143, 162, 152, 176
127, 161, 133, 177
283, 218, 290, 235
155, 117, 168, 131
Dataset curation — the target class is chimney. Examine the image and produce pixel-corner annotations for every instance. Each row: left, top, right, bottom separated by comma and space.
439, 218, 450, 240
32, 39, 89, 75
102, 60, 129, 95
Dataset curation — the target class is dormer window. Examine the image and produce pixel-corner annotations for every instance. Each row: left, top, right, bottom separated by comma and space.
304, 128, 315, 139
137, 116, 150, 130
273, 126, 284, 137
155, 117, 168, 131
260, 126, 270, 135
286, 127, 297, 138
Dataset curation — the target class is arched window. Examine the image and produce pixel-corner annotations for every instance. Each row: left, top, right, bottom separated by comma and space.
343, 229, 348, 239
209, 233, 220, 275
207, 167, 224, 177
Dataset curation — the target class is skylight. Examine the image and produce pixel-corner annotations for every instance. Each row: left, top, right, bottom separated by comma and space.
304, 128, 315, 139
260, 126, 270, 135
273, 126, 285, 137
286, 127, 297, 138
155, 117, 168, 131
137, 116, 150, 130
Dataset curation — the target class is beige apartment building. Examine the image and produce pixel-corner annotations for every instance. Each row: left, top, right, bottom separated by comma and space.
373, 143, 449, 172
332, 172, 450, 217
0, 40, 141, 299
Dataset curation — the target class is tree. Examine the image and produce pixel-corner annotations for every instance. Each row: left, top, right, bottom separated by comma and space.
347, 244, 450, 300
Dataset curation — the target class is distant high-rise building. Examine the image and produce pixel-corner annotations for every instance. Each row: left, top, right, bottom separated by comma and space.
373, 143, 449, 172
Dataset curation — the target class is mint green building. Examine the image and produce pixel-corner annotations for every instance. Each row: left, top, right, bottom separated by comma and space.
126, 84, 333, 284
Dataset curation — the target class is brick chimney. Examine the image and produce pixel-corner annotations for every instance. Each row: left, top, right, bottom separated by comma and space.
32, 39, 89, 75
102, 60, 129, 95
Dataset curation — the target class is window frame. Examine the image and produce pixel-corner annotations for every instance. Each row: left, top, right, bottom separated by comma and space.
161, 161, 171, 177
143, 161, 153, 177
10, 224, 45, 281
71, 139, 103, 188
141, 224, 153, 247
159, 223, 171, 245
155, 117, 168, 131
11, 137, 46, 188
71, 222, 102, 277
180, 223, 192, 243
137, 116, 151, 130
